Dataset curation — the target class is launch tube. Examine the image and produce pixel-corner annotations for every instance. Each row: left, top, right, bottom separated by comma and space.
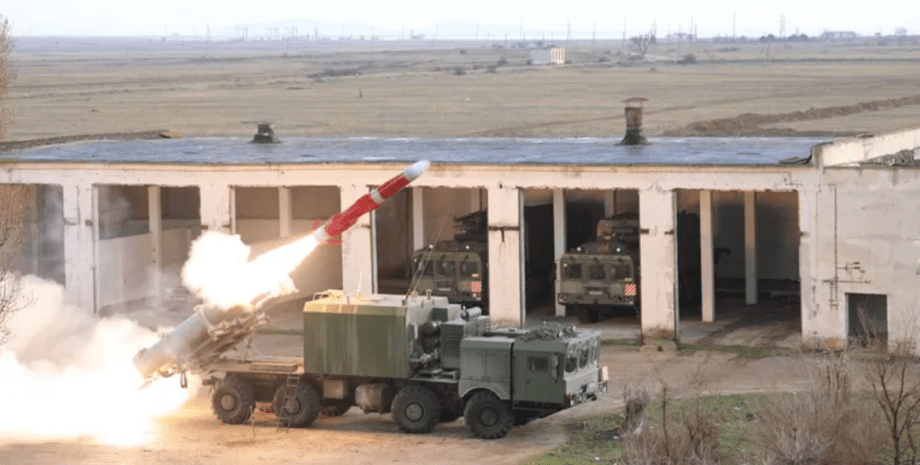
133, 160, 431, 381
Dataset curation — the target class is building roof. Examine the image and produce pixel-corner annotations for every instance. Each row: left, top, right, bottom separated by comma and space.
6, 136, 825, 167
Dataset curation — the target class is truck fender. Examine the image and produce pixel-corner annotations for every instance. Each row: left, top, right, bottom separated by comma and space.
460, 386, 509, 404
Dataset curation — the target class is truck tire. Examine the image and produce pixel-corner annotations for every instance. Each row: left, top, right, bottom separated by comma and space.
211, 376, 256, 425
464, 391, 513, 439
575, 306, 600, 324
391, 385, 441, 434
273, 383, 321, 428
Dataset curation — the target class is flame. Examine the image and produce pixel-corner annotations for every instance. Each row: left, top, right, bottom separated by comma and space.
0, 277, 196, 446
181, 231, 320, 310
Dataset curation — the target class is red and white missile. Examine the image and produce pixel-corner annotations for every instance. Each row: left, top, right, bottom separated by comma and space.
312, 159, 430, 242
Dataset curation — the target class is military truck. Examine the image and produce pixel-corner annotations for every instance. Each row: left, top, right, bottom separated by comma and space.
558, 213, 641, 324
152, 290, 606, 439
411, 211, 489, 309
558, 212, 703, 324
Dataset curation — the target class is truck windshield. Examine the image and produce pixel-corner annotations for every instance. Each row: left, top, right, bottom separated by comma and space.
588, 264, 606, 280
563, 263, 582, 279
460, 260, 479, 278
437, 260, 456, 277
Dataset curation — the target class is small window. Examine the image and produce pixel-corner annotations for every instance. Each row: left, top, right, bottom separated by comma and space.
615, 264, 631, 281
460, 261, 479, 278
564, 263, 582, 279
565, 351, 577, 373
437, 260, 456, 277
528, 356, 549, 373
579, 346, 589, 368
422, 260, 434, 276
588, 264, 606, 280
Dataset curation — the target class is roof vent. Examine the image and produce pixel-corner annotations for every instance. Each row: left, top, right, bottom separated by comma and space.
252, 123, 279, 144
619, 97, 648, 146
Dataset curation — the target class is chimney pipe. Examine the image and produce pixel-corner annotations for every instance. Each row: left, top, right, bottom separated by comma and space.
619, 97, 648, 145
252, 122, 278, 144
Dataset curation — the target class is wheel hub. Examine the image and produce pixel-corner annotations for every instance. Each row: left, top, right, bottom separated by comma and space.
405, 403, 424, 422
219, 393, 237, 411
479, 407, 499, 427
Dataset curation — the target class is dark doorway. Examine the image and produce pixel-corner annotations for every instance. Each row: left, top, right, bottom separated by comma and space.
848, 293, 887, 341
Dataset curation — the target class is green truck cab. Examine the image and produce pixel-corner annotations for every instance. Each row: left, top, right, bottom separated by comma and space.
558, 213, 641, 323
411, 241, 487, 309
203, 290, 607, 439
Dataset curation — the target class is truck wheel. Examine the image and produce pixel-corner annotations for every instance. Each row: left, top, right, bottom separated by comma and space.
391, 385, 441, 434
273, 383, 321, 428
464, 391, 513, 439
575, 306, 599, 324
211, 376, 255, 425
320, 401, 351, 417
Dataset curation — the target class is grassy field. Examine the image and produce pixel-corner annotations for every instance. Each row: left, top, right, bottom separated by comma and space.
5, 38, 920, 141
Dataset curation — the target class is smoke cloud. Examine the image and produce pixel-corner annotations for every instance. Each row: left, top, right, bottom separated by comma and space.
181, 231, 319, 310
0, 275, 194, 445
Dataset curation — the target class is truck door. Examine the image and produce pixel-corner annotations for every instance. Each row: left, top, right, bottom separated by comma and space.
513, 340, 565, 403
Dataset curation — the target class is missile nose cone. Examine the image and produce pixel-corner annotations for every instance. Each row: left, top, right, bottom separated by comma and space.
403, 160, 430, 181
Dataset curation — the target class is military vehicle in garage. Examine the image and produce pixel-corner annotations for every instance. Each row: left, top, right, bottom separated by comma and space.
410, 211, 489, 309
557, 212, 702, 323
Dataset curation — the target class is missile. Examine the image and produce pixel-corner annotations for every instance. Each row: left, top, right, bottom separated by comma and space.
133, 160, 431, 382
312, 159, 429, 243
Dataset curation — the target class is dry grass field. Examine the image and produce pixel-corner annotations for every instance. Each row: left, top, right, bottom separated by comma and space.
4, 37, 920, 142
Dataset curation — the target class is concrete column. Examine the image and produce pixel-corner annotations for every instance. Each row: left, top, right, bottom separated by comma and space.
699, 190, 715, 322
278, 186, 292, 237
487, 185, 523, 327
148, 186, 162, 307
744, 191, 758, 305
798, 186, 845, 350
340, 184, 374, 294
604, 190, 616, 217
639, 187, 678, 341
518, 189, 526, 327
199, 183, 232, 234
553, 189, 567, 317
412, 187, 425, 249
62, 183, 97, 312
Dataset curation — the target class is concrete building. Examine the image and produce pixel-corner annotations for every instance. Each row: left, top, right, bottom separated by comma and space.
2, 128, 919, 350
529, 47, 565, 65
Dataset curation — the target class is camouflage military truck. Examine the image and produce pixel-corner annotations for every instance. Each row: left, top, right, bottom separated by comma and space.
558, 213, 641, 324
411, 211, 488, 309
558, 212, 703, 324
202, 290, 607, 439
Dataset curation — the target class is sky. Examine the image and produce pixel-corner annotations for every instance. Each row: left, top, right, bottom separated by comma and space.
2, 0, 917, 39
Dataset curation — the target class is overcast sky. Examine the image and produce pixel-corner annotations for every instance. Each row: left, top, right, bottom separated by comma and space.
3, 1, 917, 38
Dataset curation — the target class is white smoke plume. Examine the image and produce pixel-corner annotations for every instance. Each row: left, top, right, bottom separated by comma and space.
0, 276, 194, 446
181, 231, 319, 310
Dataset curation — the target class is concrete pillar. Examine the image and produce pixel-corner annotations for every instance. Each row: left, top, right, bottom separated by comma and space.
553, 189, 567, 317
148, 186, 162, 307
700, 190, 715, 322
518, 189, 526, 327
744, 191, 758, 305
604, 190, 615, 217
62, 183, 97, 312
487, 185, 523, 327
278, 187, 292, 237
412, 187, 425, 249
340, 184, 374, 294
798, 186, 845, 350
639, 187, 677, 341
199, 183, 232, 234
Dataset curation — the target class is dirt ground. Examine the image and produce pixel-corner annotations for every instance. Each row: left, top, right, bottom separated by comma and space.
4, 38, 920, 142
1, 38, 916, 463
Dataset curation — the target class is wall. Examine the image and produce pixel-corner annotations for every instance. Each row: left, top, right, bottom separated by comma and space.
802, 167, 920, 350
817, 127, 920, 166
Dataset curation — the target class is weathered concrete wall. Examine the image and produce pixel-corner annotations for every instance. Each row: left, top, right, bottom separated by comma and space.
487, 185, 522, 327
802, 167, 920, 351
817, 127, 920, 167
639, 187, 677, 339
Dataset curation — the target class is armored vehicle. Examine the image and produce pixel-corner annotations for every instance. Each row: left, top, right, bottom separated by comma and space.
136, 290, 607, 439
411, 210, 488, 309
558, 213, 641, 323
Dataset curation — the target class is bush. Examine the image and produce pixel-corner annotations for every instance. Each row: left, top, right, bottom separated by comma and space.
496, 57, 509, 67
679, 54, 697, 65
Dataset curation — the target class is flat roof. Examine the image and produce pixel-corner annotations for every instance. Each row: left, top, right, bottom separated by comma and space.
5, 136, 825, 166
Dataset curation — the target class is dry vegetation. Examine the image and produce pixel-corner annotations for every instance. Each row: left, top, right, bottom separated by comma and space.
3, 38, 920, 142
0, 14, 14, 140
0, 184, 28, 345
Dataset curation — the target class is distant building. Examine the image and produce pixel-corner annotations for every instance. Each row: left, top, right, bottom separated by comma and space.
530, 47, 565, 65
822, 31, 858, 40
